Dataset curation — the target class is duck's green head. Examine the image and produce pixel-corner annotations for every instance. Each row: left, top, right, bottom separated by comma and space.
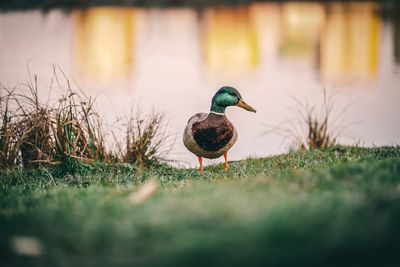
210, 86, 256, 114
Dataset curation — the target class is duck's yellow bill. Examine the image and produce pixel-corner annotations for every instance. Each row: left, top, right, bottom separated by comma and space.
236, 99, 256, 113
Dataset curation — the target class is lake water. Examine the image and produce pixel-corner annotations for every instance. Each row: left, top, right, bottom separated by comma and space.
1, 2, 400, 166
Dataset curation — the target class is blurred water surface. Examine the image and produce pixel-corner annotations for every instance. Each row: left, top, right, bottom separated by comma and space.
1, 2, 399, 166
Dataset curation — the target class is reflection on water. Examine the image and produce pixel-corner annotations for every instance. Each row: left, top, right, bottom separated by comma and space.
203, 7, 259, 72
1, 2, 400, 165
250, 3, 281, 61
280, 3, 325, 59
320, 3, 381, 82
69, 3, 384, 83
73, 7, 135, 81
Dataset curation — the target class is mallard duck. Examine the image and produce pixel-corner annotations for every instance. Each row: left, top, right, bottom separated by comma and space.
183, 86, 256, 174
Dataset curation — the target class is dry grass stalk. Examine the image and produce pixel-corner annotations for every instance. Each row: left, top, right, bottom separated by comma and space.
300, 90, 336, 150
0, 87, 21, 168
0, 67, 172, 170
0, 67, 108, 169
127, 178, 158, 204
49, 67, 107, 164
19, 108, 53, 167
14, 77, 54, 167
263, 89, 349, 151
124, 109, 170, 167
52, 90, 106, 163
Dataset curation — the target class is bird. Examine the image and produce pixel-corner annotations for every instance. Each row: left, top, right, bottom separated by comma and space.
183, 86, 256, 174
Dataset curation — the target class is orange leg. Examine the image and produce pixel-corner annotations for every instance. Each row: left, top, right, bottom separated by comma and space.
198, 156, 204, 174
223, 152, 230, 172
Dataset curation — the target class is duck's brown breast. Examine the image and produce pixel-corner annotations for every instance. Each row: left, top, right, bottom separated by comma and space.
192, 113, 234, 152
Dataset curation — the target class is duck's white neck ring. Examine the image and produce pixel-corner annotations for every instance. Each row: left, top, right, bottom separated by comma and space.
209, 111, 225, 116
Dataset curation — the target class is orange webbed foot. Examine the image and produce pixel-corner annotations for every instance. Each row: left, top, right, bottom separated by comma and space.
223, 152, 230, 172
198, 156, 204, 174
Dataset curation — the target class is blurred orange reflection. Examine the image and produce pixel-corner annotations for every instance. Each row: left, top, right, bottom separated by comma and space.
73, 7, 135, 81
202, 7, 259, 73
320, 3, 381, 80
280, 3, 325, 59
250, 3, 282, 61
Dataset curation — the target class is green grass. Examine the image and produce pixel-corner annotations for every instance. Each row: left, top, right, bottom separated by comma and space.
1, 146, 400, 267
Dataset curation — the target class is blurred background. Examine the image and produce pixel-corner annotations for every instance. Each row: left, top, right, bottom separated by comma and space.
1, 0, 399, 166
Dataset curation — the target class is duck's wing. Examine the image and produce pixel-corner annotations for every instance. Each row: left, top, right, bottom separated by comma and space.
186, 113, 208, 125
183, 113, 208, 152
192, 114, 235, 152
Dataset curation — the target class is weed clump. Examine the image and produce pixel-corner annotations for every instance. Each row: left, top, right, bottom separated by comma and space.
264, 89, 351, 151
14, 78, 54, 167
0, 68, 171, 171
298, 90, 337, 150
121, 110, 170, 168
52, 91, 106, 163
0, 88, 20, 168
